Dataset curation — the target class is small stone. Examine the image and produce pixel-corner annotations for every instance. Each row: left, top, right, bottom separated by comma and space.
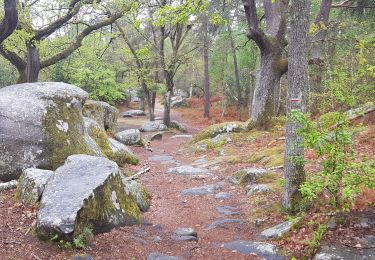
153, 236, 162, 243
175, 227, 197, 237
150, 132, 163, 141
207, 219, 243, 230
247, 184, 270, 195
147, 252, 181, 260
214, 192, 232, 200
172, 235, 198, 241
223, 240, 282, 259
167, 165, 210, 177
216, 206, 239, 217
72, 254, 94, 260
229, 168, 268, 185
181, 182, 224, 196
122, 110, 146, 117
260, 219, 299, 239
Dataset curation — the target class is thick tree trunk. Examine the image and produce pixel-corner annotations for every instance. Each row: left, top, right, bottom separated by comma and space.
17, 68, 27, 84
251, 51, 284, 129
0, 0, 18, 44
283, 0, 311, 212
26, 42, 40, 83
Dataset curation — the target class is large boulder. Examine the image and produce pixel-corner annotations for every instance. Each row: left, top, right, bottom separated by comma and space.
36, 155, 144, 240
83, 100, 118, 131
115, 129, 142, 145
0, 82, 102, 181
15, 168, 53, 204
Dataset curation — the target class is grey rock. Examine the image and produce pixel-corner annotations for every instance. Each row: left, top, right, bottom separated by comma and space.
141, 121, 167, 132
223, 240, 282, 260
150, 132, 163, 141
171, 96, 188, 108
167, 165, 210, 176
149, 155, 174, 162
172, 235, 198, 241
216, 206, 239, 217
16, 168, 53, 204
72, 254, 94, 260
181, 182, 224, 196
122, 110, 146, 117
0, 180, 18, 191
147, 252, 181, 260
123, 179, 150, 212
174, 89, 189, 98
171, 135, 193, 139
153, 236, 162, 243
175, 227, 197, 237
214, 192, 232, 200
115, 129, 142, 145
207, 218, 243, 230
247, 184, 270, 195
83, 100, 118, 131
169, 120, 187, 132
314, 245, 375, 260
0, 82, 100, 181
230, 168, 268, 185
36, 155, 143, 240
260, 220, 297, 239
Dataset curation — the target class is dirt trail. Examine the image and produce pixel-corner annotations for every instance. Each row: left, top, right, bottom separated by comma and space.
0, 104, 265, 260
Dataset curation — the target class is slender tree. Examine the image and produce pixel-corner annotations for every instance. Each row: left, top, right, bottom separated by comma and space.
283, 0, 311, 211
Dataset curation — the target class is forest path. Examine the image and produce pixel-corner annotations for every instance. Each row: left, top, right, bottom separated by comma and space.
99, 102, 268, 259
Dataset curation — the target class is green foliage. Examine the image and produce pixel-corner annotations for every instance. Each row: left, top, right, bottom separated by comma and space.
305, 224, 327, 253
50, 227, 93, 249
291, 110, 375, 211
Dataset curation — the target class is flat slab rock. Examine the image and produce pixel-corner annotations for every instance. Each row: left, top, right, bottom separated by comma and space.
167, 165, 210, 176
314, 245, 375, 260
147, 252, 181, 260
216, 205, 240, 217
223, 240, 283, 260
140, 121, 167, 132
207, 218, 243, 230
260, 220, 297, 239
229, 168, 268, 185
122, 110, 146, 117
181, 182, 224, 196
36, 155, 142, 239
214, 192, 232, 200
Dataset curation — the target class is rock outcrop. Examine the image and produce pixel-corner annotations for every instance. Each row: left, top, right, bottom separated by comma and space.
0, 82, 102, 181
36, 155, 145, 240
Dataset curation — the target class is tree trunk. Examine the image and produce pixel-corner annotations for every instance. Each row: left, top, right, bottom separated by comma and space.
17, 68, 27, 84
203, 15, 210, 118
163, 73, 173, 126
228, 21, 242, 110
26, 42, 40, 83
283, 0, 311, 212
251, 51, 285, 129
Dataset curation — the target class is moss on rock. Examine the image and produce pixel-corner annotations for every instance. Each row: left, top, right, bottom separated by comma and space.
193, 120, 252, 143
43, 98, 97, 170
248, 146, 284, 168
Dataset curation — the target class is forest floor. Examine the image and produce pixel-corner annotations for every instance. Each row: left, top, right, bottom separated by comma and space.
0, 100, 374, 260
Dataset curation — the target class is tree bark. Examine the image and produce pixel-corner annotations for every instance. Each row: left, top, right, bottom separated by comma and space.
26, 42, 40, 83
0, 0, 18, 44
242, 0, 288, 129
203, 14, 210, 118
283, 0, 311, 212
